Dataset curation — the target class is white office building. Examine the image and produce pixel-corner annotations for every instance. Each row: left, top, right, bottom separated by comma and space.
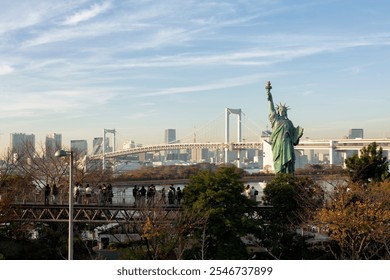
45, 133, 62, 158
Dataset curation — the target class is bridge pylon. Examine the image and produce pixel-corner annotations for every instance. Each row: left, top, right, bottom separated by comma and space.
103, 128, 116, 170
225, 108, 242, 167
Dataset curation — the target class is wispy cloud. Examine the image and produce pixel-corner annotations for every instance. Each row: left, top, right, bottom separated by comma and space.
93, 35, 382, 71
0, 64, 14, 75
0, 1, 84, 35
0, 89, 116, 119
137, 73, 269, 97
62, 1, 111, 26
127, 110, 157, 120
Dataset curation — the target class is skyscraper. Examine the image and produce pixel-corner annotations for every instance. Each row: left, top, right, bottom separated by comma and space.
10, 133, 35, 156
122, 140, 136, 150
164, 129, 176, 144
70, 140, 88, 157
92, 137, 112, 155
164, 129, 179, 160
348, 129, 364, 139
45, 133, 62, 158
92, 137, 103, 155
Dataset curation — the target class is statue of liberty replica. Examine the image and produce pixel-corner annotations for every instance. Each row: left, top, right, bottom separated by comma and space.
266, 81, 304, 174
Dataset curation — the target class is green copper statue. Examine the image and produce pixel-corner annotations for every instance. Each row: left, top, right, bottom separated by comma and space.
266, 81, 303, 174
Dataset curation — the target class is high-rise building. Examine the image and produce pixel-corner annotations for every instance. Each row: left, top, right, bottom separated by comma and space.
122, 140, 136, 150
71, 140, 88, 157
164, 129, 176, 144
164, 129, 179, 160
191, 148, 209, 162
92, 137, 103, 155
348, 129, 364, 139
45, 133, 62, 158
10, 133, 35, 156
92, 137, 112, 155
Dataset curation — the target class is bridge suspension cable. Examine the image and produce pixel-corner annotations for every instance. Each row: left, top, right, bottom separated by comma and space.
241, 113, 266, 142
177, 112, 225, 143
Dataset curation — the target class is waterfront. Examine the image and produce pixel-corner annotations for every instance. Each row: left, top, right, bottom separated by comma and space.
111, 181, 267, 205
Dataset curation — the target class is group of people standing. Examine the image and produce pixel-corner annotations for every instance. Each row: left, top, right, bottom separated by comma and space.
43, 182, 186, 206
244, 184, 259, 201
44, 183, 59, 205
132, 184, 183, 206
43, 182, 114, 205
73, 182, 92, 205
73, 182, 113, 205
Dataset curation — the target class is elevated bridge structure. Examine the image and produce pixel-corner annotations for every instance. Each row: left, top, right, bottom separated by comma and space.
87, 109, 390, 168
1, 203, 272, 224
88, 141, 263, 160
2, 204, 180, 224
88, 139, 390, 166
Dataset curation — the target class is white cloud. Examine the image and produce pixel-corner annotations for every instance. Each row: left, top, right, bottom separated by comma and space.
21, 21, 117, 48
0, 64, 14, 75
63, 1, 111, 26
0, 1, 85, 35
137, 73, 268, 97
0, 89, 116, 119
127, 110, 157, 120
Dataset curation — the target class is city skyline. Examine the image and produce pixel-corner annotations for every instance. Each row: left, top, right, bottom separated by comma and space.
1, 1, 390, 152
3, 126, 380, 157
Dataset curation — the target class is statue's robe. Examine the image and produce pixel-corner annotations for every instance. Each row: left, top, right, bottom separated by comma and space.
269, 111, 303, 173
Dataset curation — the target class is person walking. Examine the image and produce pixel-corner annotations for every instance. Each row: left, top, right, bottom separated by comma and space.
74, 183, 80, 204
132, 185, 139, 205
107, 184, 113, 205
168, 186, 175, 205
160, 187, 166, 204
250, 186, 256, 201
245, 185, 251, 199
52, 184, 59, 204
176, 187, 183, 205
85, 184, 92, 205
97, 185, 105, 206
44, 184, 50, 205
139, 186, 146, 206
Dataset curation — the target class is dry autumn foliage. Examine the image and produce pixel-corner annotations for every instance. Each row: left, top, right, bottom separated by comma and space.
315, 181, 390, 259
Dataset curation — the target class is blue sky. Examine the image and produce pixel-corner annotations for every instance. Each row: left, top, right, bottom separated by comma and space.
1, 0, 390, 151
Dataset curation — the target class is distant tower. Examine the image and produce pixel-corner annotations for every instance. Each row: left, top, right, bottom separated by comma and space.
348, 129, 364, 139
46, 133, 62, 158
224, 108, 242, 167
102, 129, 116, 170
10, 133, 35, 157
92, 137, 103, 155
165, 129, 176, 144
164, 129, 178, 160
122, 140, 136, 149
70, 140, 88, 157
93, 137, 112, 155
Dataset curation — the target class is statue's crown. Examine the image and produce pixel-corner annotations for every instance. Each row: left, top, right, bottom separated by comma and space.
276, 102, 290, 111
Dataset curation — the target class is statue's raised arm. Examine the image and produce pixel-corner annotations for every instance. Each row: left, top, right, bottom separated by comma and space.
265, 81, 275, 114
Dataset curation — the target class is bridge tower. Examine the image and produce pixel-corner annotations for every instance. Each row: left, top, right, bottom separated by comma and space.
103, 128, 116, 170
225, 108, 242, 167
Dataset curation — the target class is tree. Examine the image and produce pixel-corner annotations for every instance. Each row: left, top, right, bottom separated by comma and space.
97, 201, 208, 260
312, 143, 390, 260
139, 205, 208, 260
345, 142, 389, 184
182, 165, 257, 259
315, 181, 390, 259
0, 143, 111, 259
261, 173, 325, 259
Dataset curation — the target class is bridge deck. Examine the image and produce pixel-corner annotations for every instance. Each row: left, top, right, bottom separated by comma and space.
2, 203, 272, 224
89, 139, 390, 159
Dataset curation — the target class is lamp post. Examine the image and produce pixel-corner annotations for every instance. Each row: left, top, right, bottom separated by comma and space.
55, 149, 74, 260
